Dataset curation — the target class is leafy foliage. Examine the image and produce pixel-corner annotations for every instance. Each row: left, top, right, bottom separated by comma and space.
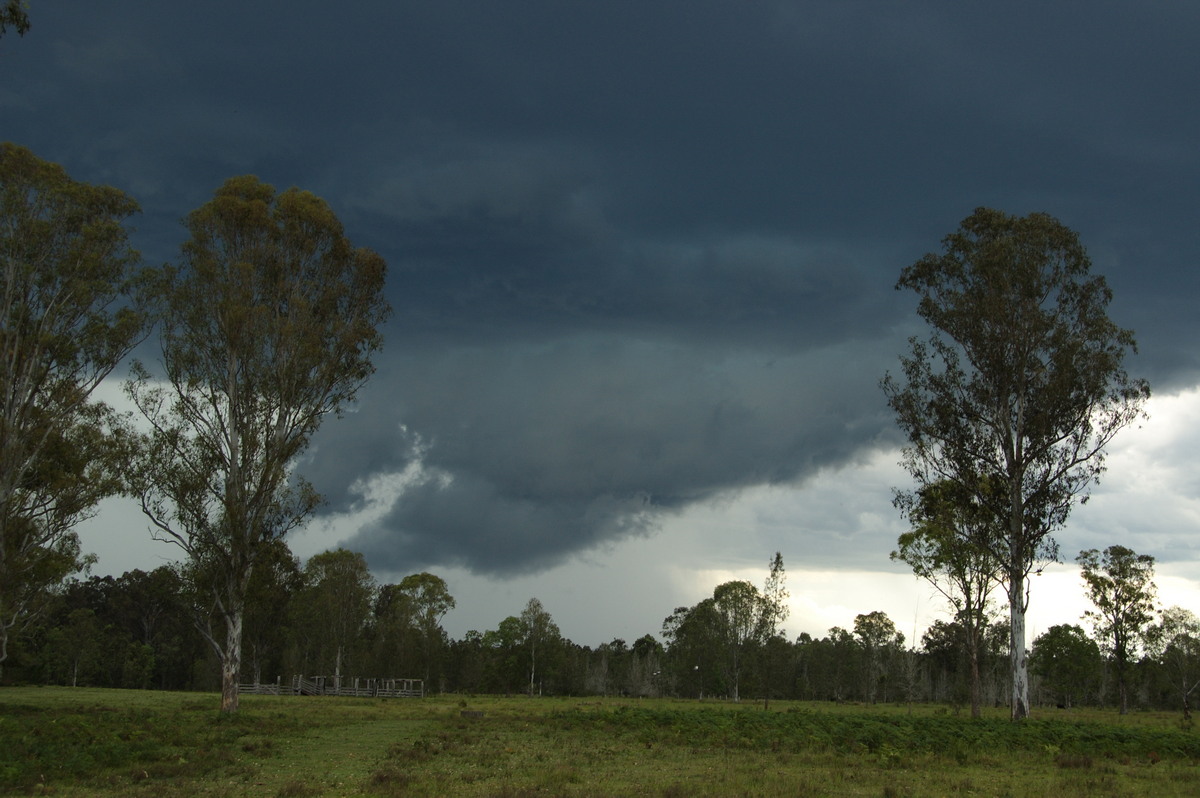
661, 555, 791, 702
290, 548, 375, 680
1078, 545, 1157, 714
1146, 607, 1200, 722
0, 0, 29, 38
0, 142, 151, 673
893, 480, 1002, 716
1031, 624, 1103, 708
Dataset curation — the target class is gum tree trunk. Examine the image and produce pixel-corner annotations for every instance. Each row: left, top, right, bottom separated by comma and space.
1008, 562, 1030, 721
220, 603, 244, 714
968, 638, 982, 719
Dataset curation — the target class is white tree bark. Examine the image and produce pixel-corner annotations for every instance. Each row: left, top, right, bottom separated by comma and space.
220, 604, 244, 714
1008, 578, 1029, 720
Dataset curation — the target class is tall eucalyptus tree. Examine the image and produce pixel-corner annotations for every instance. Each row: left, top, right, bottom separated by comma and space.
883, 208, 1148, 719
1147, 607, 1200, 721
128, 176, 389, 712
520, 597, 559, 696
1078, 545, 1157, 714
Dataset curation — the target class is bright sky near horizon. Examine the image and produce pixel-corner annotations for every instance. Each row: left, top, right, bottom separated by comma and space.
78, 386, 1200, 647
9, 2, 1199, 647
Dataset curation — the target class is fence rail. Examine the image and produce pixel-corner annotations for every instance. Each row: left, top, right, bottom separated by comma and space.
238, 676, 424, 698
238, 681, 283, 696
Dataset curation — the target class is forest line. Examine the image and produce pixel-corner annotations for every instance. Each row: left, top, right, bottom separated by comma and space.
10, 544, 1198, 721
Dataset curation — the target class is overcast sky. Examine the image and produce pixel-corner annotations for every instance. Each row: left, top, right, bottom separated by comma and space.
6, 2, 1198, 648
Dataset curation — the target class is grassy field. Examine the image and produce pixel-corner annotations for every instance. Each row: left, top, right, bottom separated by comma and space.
1, 688, 1197, 797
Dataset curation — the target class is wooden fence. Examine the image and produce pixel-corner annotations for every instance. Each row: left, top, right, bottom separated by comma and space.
238, 675, 424, 698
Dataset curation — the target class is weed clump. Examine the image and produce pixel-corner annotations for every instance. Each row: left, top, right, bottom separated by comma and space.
1056, 752, 1094, 769
276, 780, 320, 797
367, 765, 416, 796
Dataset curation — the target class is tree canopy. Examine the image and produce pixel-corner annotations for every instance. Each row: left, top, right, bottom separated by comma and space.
1030, 624, 1102, 709
0, 142, 151, 675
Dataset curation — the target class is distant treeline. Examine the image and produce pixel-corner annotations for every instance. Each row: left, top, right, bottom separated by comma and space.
6, 545, 1195, 714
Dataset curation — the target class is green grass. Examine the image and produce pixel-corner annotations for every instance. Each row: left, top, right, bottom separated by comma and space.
0, 689, 1196, 796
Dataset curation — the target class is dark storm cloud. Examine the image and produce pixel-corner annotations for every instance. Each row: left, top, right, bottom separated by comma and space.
326, 333, 902, 575
7, 2, 1199, 575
